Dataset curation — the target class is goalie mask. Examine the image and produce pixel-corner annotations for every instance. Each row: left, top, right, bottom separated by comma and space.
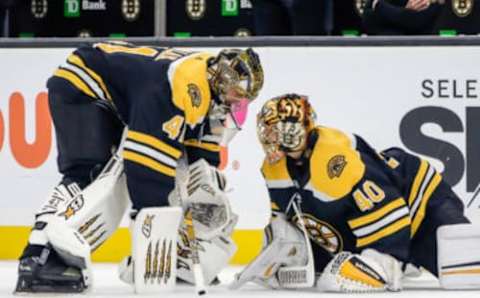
257, 94, 316, 164
207, 48, 264, 145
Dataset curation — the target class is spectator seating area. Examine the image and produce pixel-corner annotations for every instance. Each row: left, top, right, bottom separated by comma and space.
1, 0, 479, 38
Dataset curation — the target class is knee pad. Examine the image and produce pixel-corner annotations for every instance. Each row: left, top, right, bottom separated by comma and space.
437, 223, 480, 289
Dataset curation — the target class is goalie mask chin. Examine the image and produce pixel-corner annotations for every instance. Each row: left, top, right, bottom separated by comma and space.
208, 102, 243, 146
257, 94, 316, 164
207, 48, 264, 145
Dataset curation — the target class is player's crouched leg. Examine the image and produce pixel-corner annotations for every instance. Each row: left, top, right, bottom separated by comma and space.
15, 218, 92, 293
16, 148, 129, 293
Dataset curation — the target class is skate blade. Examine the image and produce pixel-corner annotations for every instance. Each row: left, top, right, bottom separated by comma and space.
14, 277, 86, 295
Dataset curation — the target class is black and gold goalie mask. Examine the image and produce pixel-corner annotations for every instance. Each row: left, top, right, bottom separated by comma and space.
257, 94, 316, 164
208, 48, 264, 103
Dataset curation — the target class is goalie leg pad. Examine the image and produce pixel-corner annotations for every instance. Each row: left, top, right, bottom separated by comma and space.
118, 217, 238, 287
60, 153, 130, 251
177, 233, 237, 285
33, 152, 130, 252
437, 223, 480, 289
132, 206, 183, 293
317, 251, 389, 293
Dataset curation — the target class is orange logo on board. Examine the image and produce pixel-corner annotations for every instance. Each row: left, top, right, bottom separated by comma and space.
0, 91, 52, 169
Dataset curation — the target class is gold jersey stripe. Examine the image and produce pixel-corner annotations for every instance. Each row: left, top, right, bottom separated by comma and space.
348, 198, 406, 229
95, 43, 158, 57
54, 68, 96, 98
356, 216, 411, 248
184, 139, 220, 152
127, 130, 182, 159
442, 269, 480, 276
123, 150, 175, 177
411, 173, 442, 236
67, 54, 112, 101
408, 160, 429, 206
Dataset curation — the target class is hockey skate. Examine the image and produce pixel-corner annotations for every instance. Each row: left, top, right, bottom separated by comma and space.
14, 245, 87, 294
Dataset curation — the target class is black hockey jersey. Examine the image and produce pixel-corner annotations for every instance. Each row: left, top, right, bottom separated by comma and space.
261, 126, 468, 274
50, 42, 221, 209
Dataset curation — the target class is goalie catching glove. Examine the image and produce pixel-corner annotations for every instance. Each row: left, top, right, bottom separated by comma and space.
174, 159, 238, 284
230, 214, 315, 289
169, 159, 233, 240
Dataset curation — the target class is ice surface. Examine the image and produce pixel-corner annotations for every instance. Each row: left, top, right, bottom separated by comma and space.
0, 261, 478, 298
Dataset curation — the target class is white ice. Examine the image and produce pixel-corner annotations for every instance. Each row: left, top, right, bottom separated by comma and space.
0, 261, 478, 298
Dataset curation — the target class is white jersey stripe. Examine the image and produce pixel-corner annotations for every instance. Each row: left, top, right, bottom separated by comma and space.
305, 183, 337, 202
124, 140, 178, 168
266, 179, 295, 189
62, 62, 107, 100
411, 165, 435, 218
353, 207, 410, 237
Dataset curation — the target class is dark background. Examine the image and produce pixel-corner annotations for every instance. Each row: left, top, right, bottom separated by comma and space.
2, 0, 479, 37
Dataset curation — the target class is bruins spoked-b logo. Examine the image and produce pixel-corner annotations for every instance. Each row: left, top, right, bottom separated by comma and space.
186, 0, 206, 20
59, 195, 84, 220
354, 0, 367, 16
453, 0, 474, 17
292, 214, 343, 254
328, 155, 347, 179
234, 28, 252, 37
31, 0, 48, 19
122, 0, 140, 22
188, 84, 202, 107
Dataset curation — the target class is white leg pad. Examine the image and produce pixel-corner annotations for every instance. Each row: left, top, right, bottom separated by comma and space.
132, 207, 183, 293
177, 234, 237, 285
60, 154, 130, 251
437, 223, 480, 289
31, 151, 130, 253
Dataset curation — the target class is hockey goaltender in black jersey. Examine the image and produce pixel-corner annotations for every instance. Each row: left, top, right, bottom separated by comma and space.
47, 43, 227, 209
261, 125, 469, 276
16, 42, 263, 293
232, 94, 475, 293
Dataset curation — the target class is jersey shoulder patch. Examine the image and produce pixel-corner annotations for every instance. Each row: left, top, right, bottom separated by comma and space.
167, 53, 213, 127
306, 127, 365, 200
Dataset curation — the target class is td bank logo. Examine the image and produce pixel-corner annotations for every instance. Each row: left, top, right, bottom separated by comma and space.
64, 0, 80, 17
222, 0, 238, 16
64, 0, 107, 17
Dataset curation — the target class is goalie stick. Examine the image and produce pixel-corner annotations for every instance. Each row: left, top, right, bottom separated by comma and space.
176, 156, 207, 296
184, 208, 207, 295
